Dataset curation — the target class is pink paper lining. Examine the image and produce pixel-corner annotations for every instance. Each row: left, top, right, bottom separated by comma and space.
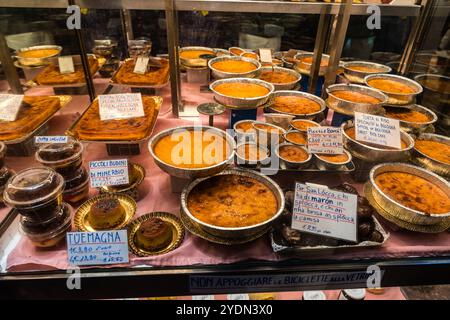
4, 84, 450, 273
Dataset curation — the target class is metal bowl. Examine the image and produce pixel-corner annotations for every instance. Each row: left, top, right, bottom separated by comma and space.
369, 163, 450, 225
384, 104, 437, 131
294, 52, 329, 76
235, 142, 270, 167
267, 90, 326, 119
228, 47, 246, 56
179, 46, 215, 67
214, 48, 231, 57
258, 66, 301, 91
210, 78, 274, 108
252, 121, 286, 147
283, 130, 307, 146
208, 56, 261, 79
314, 149, 353, 170
343, 61, 391, 84
341, 120, 414, 162
148, 125, 236, 179
414, 74, 450, 114
326, 84, 388, 116
180, 168, 285, 239
240, 51, 259, 60
290, 119, 320, 132
233, 119, 256, 143
15, 45, 62, 67
413, 133, 450, 179
364, 74, 423, 105
275, 143, 312, 169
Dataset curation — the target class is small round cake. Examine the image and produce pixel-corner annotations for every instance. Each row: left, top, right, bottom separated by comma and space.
88, 198, 126, 229
135, 218, 173, 251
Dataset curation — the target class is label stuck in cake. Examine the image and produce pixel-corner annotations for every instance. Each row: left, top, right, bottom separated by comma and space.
133, 56, 150, 74
354, 112, 401, 149
0, 94, 24, 121
58, 56, 75, 74
66, 230, 129, 266
259, 48, 273, 64
98, 93, 145, 121
89, 159, 129, 188
307, 126, 343, 154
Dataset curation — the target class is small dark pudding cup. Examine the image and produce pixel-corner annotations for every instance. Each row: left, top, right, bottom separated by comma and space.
3, 167, 65, 222
63, 166, 90, 204
35, 138, 83, 176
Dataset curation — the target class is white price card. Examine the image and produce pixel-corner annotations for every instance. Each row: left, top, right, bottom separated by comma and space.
58, 56, 75, 74
227, 294, 249, 300
259, 48, 272, 63
354, 112, 401, 149
35, 136, 68, 144
98, 93, 145, 121
67, 230, 129, 266
133, 56, 150, 74
192, 295, 215, 300
292, 182, 358, 242
0, 94, 23, 121
307, 126, 343, 154
89, 159, 129, 188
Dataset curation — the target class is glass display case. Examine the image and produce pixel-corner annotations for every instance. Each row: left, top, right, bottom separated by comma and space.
0, 0, 449, 300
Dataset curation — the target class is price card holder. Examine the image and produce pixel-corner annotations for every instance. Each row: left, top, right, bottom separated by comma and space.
259, 48, 272, 64
227, 294, 250, 300
89, 159, 129, 188
307, 126, 343, 154
98, 93, 145, 121
58, 56, 75, 74
0, 94, 23, 121
133, 56, 150, 74
67, 230, 129, 266
354, 112, 401, 149
292, 182, 358, 242
35, 136, 68, 144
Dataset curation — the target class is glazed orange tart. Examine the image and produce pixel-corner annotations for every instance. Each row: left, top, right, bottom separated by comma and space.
153, 129, 231, 169
284, 131, 307, 145
279, 145, 309, 162
241, 52, 259, 60
375, 171, 450, 214
229, 47, 245, 56
331, 90, 382, 104
211, 60, 257, 73
346, 65, 386, 73
300, 56, 328, 67
367, 78, 417, 94
259, 70, 298, 84
180, 50, 214, 59
235, 121, 255, 133
17, 48, 60, 58
291, 119, 319, 131
272, 95, 322, 115
385, 108, 430, 123
214, 82, 269, 98
316, 153, 349, 163
253, 123, 284, 135
236, 143, 268, 161
187, 174, 278, 228
415, 139, 450, 164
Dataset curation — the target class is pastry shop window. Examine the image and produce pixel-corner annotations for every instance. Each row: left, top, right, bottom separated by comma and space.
0, 1, 450, 300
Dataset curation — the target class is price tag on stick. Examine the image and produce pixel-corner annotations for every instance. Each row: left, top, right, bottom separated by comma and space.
58, 56, 75, 74
98, 93, 145, 121
307, 126, 343, 154
259, 48, 273, 64
133, 56, 150, 74
354, 112, 401, 149
0, 94, 23, 121
292, 182, 358, 242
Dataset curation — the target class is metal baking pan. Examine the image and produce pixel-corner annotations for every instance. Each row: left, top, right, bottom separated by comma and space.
109, 58, 170, 89
270, 216, 389, 255
29, 54, 103, 88
236, 158, 355, 173
66, 96, 161, 145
